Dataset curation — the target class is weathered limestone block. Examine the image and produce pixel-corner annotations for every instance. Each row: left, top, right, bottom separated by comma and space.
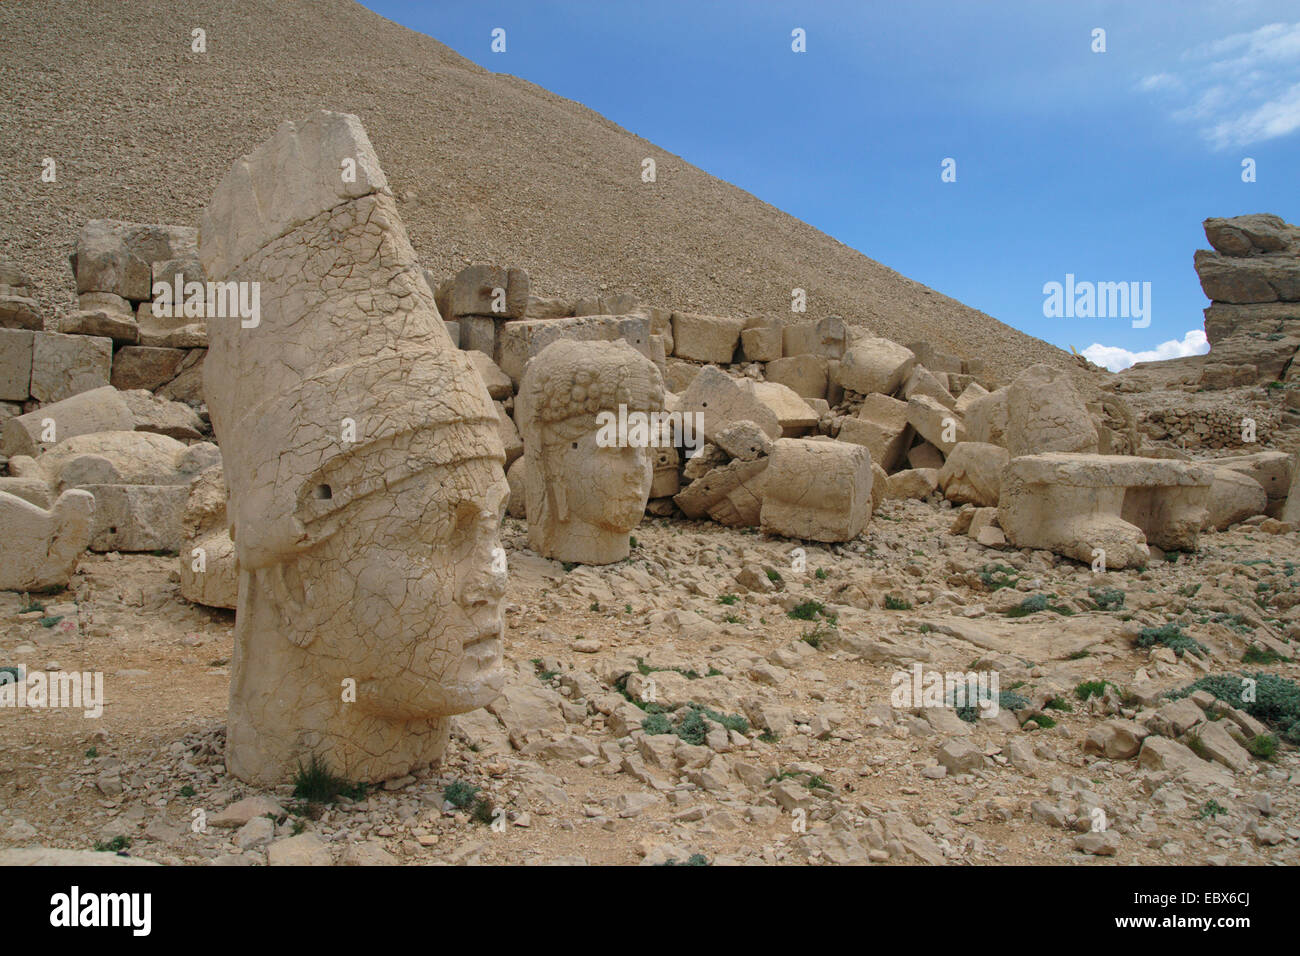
59, 309, 139, 344
1204, 214, 1300, 257
886, 467, 940, 500
0, 264, 42, 331
902, 365, 956, 409
674, 457, 768, 527
1206, 467, 1268, 530
466, 351, 513, 400
760, 438, 871, 542
30, 332, 112, 403
574, 293, 641, 317
1213, 450, 1291, 516
677, 365, 780, 443
119, 389, 205, 440
907, 442, 944, 470
155, 349, 205, 404
870, 461, 888, 513
750, 381, 818, 436
964, 386, 1008, 447
200, 110, 510, 786
838, 394, 912, 471
458, 315, 495, 355
1004, 363, 1097, 458
0, 327, 33, 400
495, 401, 523, 466
1, 386, 134, 458
505, 456, 528, 518
650, 445, 680, 498
765, 354, 827, 401
954, 381, 990, 416
524, 296, 574, 320
906, 342, 964, 375
0, 489, 95, 591
740, 317, 783, 362
516, 339, 664, 564
783, 315, 847, 360
446, 264, 529, 320
714, 420, 773, 461
110, 346, 186, 391
907, 395, 965, 454
671, 311, 745, 364
498, 314, 651, 384
836, 336, 915, 395
937, 442, 1009, 507
180, 466, 237, 609
998, 454, 1213, 569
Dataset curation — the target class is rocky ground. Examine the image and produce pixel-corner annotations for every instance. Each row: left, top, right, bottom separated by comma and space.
3, 499, 1297, 866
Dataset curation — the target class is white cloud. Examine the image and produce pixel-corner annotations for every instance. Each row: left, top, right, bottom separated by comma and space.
1081, 329, 1210, 372
1139, 22, 1300, 148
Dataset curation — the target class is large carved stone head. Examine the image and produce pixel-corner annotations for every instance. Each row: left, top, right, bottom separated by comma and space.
200, 111, 508, 785
515, 340, 664, 565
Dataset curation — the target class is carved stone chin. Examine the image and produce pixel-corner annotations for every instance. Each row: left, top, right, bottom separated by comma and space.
200, 111, 508, 786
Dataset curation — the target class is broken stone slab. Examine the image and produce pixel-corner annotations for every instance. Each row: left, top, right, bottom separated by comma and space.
749, 380, 818, 435
119, 389, 206, 440
907, 394, 965, 454
759, 437, 872, 542
907, 441, 944, 470
674, 457, 768, 527
765, 354, 827, 401
964, 385, 1008, 446
905, 341, 964, 375
0, 327, 33, 401
58, 309, 139, 344
1206, 467, 1268, 530
467, 350, 512, 399
71, 221, 199, 302
902, 364, 956, 409
739, 318, 783, 362
1213, 450, 1291, 515
670, 311, 745, 364
782, 315, 846, 360
836, 336, 915, 395
30, 331, 112, 403
839, 394, 912, 470
1004, 363, 1098, 458
677, 365, 780, 443
886, 467, 939, 500
445, 264, 530, 320
0, 283, 42, 330
714, 420, 773, 461
953, 381, 989, 416
1, 386, 134, 458
937, 441, 1009, 507
0, 489, 95, 591
498, 314, 651, 385
110, 346, 187, 391
998, 453, 1213, 569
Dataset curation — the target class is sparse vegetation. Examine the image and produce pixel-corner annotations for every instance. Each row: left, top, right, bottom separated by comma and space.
884, 595, 912, 611
292, 754, 367, 803
1135, 622, 1207, 658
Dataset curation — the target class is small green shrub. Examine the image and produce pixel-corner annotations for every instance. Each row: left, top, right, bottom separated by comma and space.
1243, 646, 1283, 664
1136, 622, 1207, 658
293, 755, 367, 803
1198, 799, 1228, 820
1088, 586, 1125, 610
1247, 734, 1278, 760
789, 600, 826, 621
718, 594, 739, 606
93, 835, 131, 853
765, 568, 782, 583
814, 568, 828, 580
442, 780, 481, 809
1074, 680, 1111, 701
884, 595, 912, 611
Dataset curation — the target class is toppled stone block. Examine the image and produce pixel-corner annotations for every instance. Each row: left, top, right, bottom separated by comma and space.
677, 365, 780, 443
1206, 467, 1268, 530
760, 437, 872, 542
524, 296, 574, 320
179, 465, 237, 609
998, 453, 1212, 568
446, 264, 530, 320
0, 262, 42, 331
714, 420, 773, 461
468, 350, 514, 399
110, 346, 186, 391
119, 389, 206, 440
59, 309, 139, 344
650, 445, 680, 498
30, 332, 112, 403
907, 441, 944, 470
0, 327, 33, 401
1213, 450, 1291, 515
907, 395, 964, 454
938, 442, 1009, 507
498, 315, 651, 384
670, 311, 745, 364
740, 318, 783, 362
0, 489, 95, 591
887, 467, 939, 500
1, 386, 134, 458
765, 354, 827, 400
782, 315, 846, 360
1005, 363, 1097, 458
902, 365, 956, 408
836, 336, 915, 395
750, 381, 818, 435
838, 394, 912, 470
906, 342, 964, 375
964, 386, 1007, 446
675, 457, 768, 527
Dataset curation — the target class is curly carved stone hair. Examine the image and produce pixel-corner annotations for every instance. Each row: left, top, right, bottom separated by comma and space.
516, 339, 664, 433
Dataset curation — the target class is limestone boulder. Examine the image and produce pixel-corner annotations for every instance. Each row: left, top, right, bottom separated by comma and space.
110, 346, 186, 391
902, 365, 956, 409
670, 311, 745, 364
938, 442, 1010, 507
740, 320, 783, 363
30, 332, 112, 403
444, 264, 529, 320
1206, 467, 1268, 530
179, 465, 237, 609
759, 438, 872, 542
964, 386, 1008, 447
765, 354, 827, 400
836, 337, 915, 395
749, 380, 818, 435
506, 456, 527, 518
907, 395, 965, 454
1, 386, 134, 458
782, 315, 846, 360
886, 467, 939, 500
838, 394, 912, 470
677, 365, 781, 443
675, 457, 768, 527
1004, 364, 1098, 458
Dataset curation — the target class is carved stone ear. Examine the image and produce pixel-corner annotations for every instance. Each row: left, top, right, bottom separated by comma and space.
265, 563, 318, 648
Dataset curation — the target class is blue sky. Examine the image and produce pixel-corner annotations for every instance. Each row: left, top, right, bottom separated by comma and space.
362, 0, 1300, 369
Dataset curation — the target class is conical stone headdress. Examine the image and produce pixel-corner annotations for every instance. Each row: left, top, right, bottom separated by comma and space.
199, 111, 503, 570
